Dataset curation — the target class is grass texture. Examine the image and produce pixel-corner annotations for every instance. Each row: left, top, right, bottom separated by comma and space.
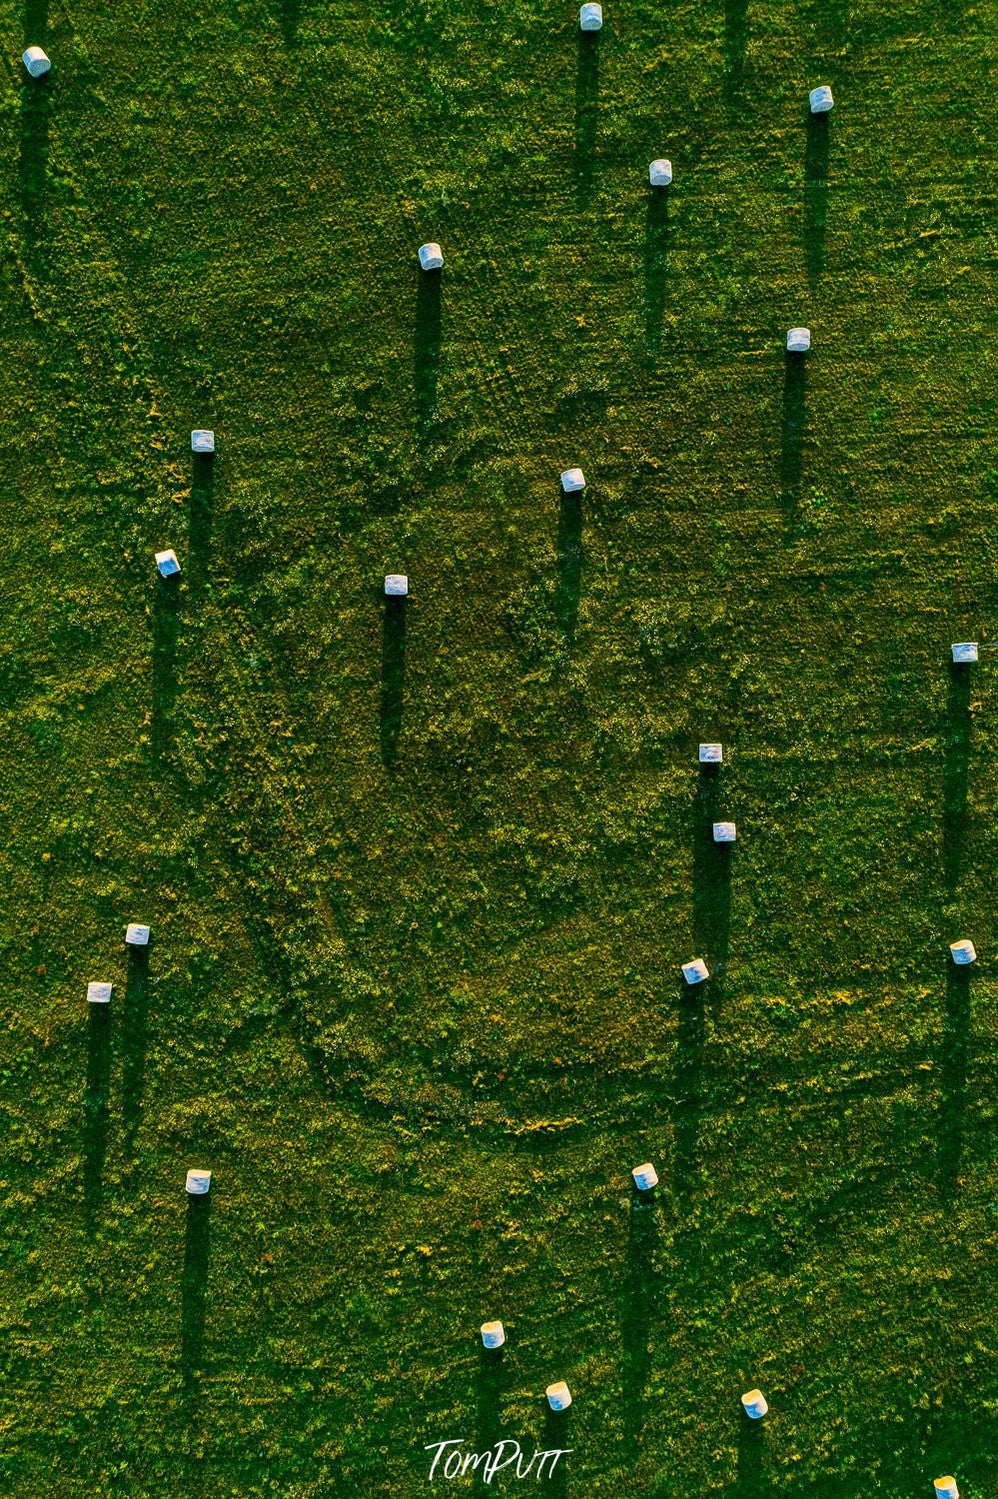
0, 0, 996, 1493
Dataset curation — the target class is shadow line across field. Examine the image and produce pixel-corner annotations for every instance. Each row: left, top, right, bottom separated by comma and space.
574, 31, 599, 205
643, 190, 670, 362
780, 352, 808, 522
83, 1004, 112, 1233
937, 960, 971, 1201
121, 945, 151, 1159
620, 1197, 658, 1444
380, 595, 407, 769
943, 662, 971, 893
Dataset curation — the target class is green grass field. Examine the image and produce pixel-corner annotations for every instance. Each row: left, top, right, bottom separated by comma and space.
1, 0, 996, 1492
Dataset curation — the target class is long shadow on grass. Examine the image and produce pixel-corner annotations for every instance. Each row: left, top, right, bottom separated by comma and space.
736, 1416, 770, 1495
672, 770, 731, 1209
692, 768, 732, 973
474, 1345, 508, 1491
555, 489, 584, 648
672, 975, 706, 1211
152, 578, 181, 761
414, 267, 442, 445
277, 0, 301, 44
723, 0, 750, 102
620, 1196, 658, 1444
19, 64, 52, 278
188, 453, 214, 591
574, 32, 599, 206
83, 1004, 112, 1234
380, 595, 407, 769
942, 663, 972, 895
803, 112, 830, 286
643, 190, 670, 363
937, 958, 971, 1203
542, 1406, 571, 1497
121, 945, 150, 1159
182, 1191, 211, 1389
780, 352, 807, 524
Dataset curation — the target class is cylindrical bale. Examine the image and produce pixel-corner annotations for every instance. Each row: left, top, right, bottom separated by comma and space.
155, 549, 182, 578
23, 46, 51, 77
481, 1321, 505, 1350
418, 242, 444, 271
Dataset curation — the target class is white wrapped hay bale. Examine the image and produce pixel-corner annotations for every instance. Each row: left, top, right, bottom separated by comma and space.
384, 574, 409, 597
951, 642, 978, 664
155, 549, 181, 579
418, 242, 444, 271
741, 1389, 769, 1419
713, 822, 737, 843
682, 958, 709, 986
560, 467, 586, 493
546, 1381, 572, 1410
22, 46, 51, 77
125, 924, 150, 947
649, 159, 673, 188
809, 85, 834, 114
579, 3, 603, 30
185, 1169, 212, 1195
86, 982, 112, 1005
699, 743, 723, 764
631, 1163, 658, 1191
191, 430, 215, 454
949, 940, 976, 966
786, 327, 811, 353
933, 1479, 959, 1499
481, 1320, 505, 1349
